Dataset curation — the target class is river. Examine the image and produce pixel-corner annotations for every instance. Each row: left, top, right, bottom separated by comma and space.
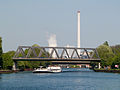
0, 68, 120, 90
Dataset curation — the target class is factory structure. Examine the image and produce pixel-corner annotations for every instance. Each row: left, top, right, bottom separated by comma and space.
77, 11, 81, 49
77, 11, 90, 68
48, 11, 90, 68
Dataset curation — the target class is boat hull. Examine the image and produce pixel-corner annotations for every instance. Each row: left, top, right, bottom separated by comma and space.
33, 71, 54, 73
33, 70, 62, 73
33, 66, 62, 73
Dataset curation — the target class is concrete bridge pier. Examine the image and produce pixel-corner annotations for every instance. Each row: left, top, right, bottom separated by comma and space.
98, 63, 101, 69
12, 61, 17, 70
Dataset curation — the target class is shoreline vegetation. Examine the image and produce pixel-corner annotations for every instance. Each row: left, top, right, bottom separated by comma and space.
94, 69, 120, 73
1, 68, 120, 74
0, 36, 120, 74
0, 70, 19, 74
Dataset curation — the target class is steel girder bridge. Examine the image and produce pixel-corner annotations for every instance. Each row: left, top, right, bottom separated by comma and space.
12, 46, 101, 70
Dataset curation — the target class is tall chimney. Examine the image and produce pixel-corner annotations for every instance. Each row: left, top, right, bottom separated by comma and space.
77, 11, 80, 49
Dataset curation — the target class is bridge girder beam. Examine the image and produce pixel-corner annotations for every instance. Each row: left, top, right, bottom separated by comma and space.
13, 46, 101, 63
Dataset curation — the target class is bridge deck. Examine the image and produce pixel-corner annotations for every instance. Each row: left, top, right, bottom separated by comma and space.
13, 58, 101, 62
51, 61, 91, 64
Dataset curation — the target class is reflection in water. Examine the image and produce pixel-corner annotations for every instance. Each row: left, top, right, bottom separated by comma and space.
0, 74, 2, 79
62, 68, 93, 72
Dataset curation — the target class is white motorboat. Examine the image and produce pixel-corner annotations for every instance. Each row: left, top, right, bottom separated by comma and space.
33, 66, 62, 73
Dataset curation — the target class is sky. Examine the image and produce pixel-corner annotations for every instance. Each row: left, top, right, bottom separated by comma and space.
0, 0, 120, 52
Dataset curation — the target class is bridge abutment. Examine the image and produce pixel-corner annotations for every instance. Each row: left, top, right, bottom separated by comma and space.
12, 61, 17, 71
98, 63, 101, 69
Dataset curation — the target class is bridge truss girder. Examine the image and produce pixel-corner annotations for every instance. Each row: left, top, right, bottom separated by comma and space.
13, 46, 100, 60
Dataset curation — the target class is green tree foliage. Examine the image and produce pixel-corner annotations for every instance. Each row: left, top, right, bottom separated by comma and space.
111, 45, 120, 68
2, 51, 15, 70
29, 44, 51, 68
0, 37, 3, 68
103, 41, 109, 46
16, 44, 51, 69
97, 44, 115, 67
112, 55, 120, 68
111, 45, 120, 56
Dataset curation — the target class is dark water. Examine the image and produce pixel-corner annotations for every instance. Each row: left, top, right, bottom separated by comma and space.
0, 68, 120, 90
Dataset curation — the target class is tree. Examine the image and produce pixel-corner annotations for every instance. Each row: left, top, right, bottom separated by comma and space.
111, 45, 120, 55
110, 45, 120, 68
2, 51, 15, 70
16, 44, 51, 69
0, 37, 3, 68
103, 41, 109, 46
97, 45, 115, 67
112, 55, 120, 68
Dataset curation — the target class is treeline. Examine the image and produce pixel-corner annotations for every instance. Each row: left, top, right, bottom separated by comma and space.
0, 36, 120, 70
0, 37, 3, 69
0, 37, 51, 70
95, 41, 120, 69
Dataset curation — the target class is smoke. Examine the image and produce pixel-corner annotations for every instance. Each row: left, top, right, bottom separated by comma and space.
47, 34, 57, 58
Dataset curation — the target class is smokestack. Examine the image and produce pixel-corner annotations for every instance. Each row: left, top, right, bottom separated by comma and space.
77, 11, 80, 49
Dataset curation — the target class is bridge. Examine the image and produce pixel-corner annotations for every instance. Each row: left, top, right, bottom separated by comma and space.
12, 46, 101, 70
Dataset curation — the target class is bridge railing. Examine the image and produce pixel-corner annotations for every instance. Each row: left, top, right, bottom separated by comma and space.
13, 46, 100, 60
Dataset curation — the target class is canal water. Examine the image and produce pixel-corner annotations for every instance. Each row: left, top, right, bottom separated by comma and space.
0, 68, 120, 90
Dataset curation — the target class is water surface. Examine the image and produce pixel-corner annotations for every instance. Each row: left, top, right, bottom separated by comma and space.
0, 68, 120, 90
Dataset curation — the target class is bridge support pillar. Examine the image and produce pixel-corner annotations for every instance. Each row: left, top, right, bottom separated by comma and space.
12, 61, 17, 71
98, 63, 101, 69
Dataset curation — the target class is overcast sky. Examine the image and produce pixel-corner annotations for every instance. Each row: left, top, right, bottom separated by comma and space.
0, 0, 120, 52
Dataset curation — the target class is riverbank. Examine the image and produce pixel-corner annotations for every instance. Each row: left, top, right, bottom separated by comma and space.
94, 69, 120, 73
0, 70, 19, 74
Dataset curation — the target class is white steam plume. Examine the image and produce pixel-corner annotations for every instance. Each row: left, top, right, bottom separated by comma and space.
48, 34, 57, 58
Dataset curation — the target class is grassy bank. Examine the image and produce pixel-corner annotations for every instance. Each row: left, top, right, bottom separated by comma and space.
0, 70, 19, 74
94, 69, 120, 73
